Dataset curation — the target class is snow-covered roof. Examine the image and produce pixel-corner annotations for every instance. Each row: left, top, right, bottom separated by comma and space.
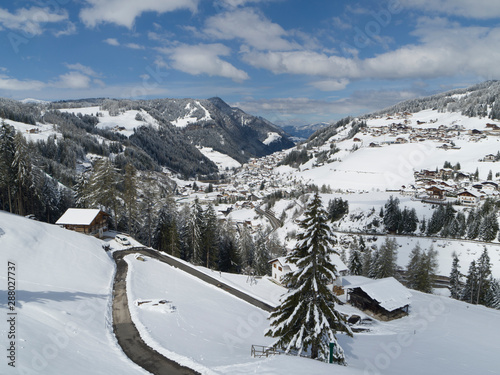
346, 277, 412, 312
56, 208, 103, 226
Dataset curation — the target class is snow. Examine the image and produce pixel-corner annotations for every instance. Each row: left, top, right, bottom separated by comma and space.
1, 118, 58, 142
198, 147, 242, 170
344, 277, 412, 312
59, 106, 160, 137
171, 101, 212, 128
274, 109, 500, 191
0, 211, 147, 374
55, 208, 102, 226
2, 211, 500, 375
263, 132, 281, 145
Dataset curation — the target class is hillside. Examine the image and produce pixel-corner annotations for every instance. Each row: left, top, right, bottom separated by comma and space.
0, 211, 147, 374
2, 211, 499, 374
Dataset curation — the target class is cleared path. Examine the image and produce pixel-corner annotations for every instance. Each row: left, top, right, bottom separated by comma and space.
111, 247, 275, 375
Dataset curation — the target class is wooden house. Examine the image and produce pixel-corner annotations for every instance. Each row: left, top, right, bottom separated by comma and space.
56, 208, 109, 238
457, 190, 480, 206
344, 277, 411, 321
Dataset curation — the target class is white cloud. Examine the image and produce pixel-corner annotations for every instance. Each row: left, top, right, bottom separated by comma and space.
399, 0, 500, 19
310, 79, 350, 92
242, 22, 500, 82
64, 63, 101, 78
80, 0, 198, 28
0, 6, 68, 35
163, 43, 249, 82
53, 71, 92, 89
103, 38, 120, 46
0, 74, 45, 91
205, 8, 297, 51
125, 43, 145, 50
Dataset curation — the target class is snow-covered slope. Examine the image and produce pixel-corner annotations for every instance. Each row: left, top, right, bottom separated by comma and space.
125, 254, 500, 375
0, 211, 146, 374
277, 109, 500, 191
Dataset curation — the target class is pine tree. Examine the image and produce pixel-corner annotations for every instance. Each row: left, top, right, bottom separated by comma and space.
406, 243, 422, 289
123, 163, 138, 236
254, 229, 271, 276
201, 203, 219, 269
479, 213, 499, 242
12, 132, 33, 216
461, 260, 478, 304
372, 237, 398, 279
266, 193, 351, 363
348, 245, 363, 276
449, 253, 462, 300
383, 196, 401, 233
0, 123, 17, 212
218, 220, 240, 273
238, 225, 255, 270
415, 246, 438, 293
188, 199, 203, 265
475, 248, 492, 305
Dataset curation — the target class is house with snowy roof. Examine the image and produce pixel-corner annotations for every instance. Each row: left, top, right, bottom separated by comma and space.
457, 190, 481, 206
56, 208, 109, 238
343, 276, 411, 321
269, 254, 348, 286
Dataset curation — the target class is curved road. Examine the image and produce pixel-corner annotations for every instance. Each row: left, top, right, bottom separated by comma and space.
111, 248, 275, 375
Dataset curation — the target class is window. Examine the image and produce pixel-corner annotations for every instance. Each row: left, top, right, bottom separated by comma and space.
273, 264, 277, 268
278, 266, 282, 271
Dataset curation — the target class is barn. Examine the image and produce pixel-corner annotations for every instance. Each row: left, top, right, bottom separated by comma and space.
56, 208, 109, 238
344, 276, 412, 321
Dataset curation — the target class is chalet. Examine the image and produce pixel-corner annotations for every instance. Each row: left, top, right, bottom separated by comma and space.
270, 254, 348, 286
484, 154, 496, 162
426, 186, 446, 200
457, 190, 480, 206
395, 137, 408, 144
56, 208, 109, 238
353, 137, 362, 142
344, 276, 411, 321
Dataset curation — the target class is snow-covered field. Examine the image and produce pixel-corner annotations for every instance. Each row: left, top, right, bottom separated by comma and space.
198, 147, 241, 170
59, 106, 160, 137
2, 212, 500, 374
126, 254, 500, 375
276, 109, 500, 191
0, 211, 147, 374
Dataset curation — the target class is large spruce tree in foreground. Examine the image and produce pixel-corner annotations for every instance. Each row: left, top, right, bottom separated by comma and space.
266, 193, 351, 363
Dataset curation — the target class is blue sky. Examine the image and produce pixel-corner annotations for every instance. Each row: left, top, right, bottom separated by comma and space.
1, 0, 500, 124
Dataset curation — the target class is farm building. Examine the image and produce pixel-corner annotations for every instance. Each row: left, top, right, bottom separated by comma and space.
344, 276, 412, 321
56, 208, 109, 238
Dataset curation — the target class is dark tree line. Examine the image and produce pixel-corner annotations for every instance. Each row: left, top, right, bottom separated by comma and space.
152, 198, 284, 275
450, 249, 500, 309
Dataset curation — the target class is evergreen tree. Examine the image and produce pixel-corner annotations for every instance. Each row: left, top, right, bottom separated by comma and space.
188, 199, 204, 265
154, 201, 180, 257
266, 193, 351, 363
383, 196, 401, 233
449, 253, 462, 300
123, 163, 138, 236
87, 159, 120, 227
466, 210, 481, 240
475, 248, 492, 305
486, 279, 500, 309
201, 203, 219, 269
12, 132, 33, 216
415, 246, 438, 293
254, 229, 271, 276
461, 260, 478, 304
406, 243, 422, 290
348, 244, 363, 276
0, 123, 17, 212
479, 213, 499, 242
372, 237, 398, 279
238, 225, 255, 270
327, 197, 349, 222
218, 220, 240, 273
487, 169, 493, 180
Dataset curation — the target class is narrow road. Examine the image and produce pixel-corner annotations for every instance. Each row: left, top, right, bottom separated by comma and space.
112, 251, 201, 375
111, 248, 275, 375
